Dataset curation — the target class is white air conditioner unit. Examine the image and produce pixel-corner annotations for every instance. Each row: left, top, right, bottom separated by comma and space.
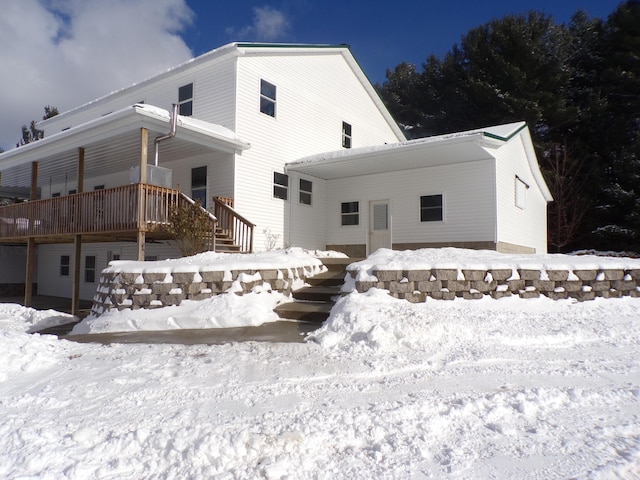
130, 165, 173, 188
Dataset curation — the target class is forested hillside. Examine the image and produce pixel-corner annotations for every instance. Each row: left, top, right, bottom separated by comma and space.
378, 1, 639, 253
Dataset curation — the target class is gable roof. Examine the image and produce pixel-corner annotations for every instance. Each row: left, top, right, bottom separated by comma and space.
37, 43, 405, 141
287, 121, 552, 202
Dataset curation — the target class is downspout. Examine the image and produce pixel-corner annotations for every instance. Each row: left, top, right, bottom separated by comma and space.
154, 103, 179, 166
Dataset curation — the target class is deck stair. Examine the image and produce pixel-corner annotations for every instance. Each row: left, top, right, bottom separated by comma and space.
274, 257, 361, 324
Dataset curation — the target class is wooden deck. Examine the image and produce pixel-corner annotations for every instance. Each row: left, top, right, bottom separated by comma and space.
0, 183, 189, 244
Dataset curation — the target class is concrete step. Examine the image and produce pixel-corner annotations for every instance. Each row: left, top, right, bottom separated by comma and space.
320, 257, 362, 272
306, 270, 346, 287
274, 301, 333, 323
293, 285, 342, 302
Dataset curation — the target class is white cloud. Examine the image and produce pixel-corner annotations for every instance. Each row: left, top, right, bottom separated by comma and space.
0, 0, 194, 151
227, 6, 291, 42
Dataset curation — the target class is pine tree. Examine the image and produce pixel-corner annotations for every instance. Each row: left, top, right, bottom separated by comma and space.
17, 105, 59, 147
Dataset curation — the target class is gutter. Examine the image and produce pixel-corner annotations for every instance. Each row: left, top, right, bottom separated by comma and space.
154, 103, 179, 166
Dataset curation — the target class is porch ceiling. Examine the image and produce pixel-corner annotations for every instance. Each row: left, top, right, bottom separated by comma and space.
0, 104, 250, 188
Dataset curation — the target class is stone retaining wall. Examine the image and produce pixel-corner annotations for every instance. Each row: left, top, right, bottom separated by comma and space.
351, 268, 640, 302
91, 266, 315, 317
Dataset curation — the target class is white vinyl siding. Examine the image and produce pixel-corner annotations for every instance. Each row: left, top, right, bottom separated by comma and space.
40, 53, 237, 135
325, 160, 496, 247
233, 52, 403, 251
37, 242, 182, 301
494, 136, 548, 253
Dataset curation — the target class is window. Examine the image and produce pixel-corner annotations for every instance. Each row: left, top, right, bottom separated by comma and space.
260, 80, 276, 117
342, 122, 352, 148
85, 255, 96, 283
299, 179, 312, 205
60, 255, 70, 276
273, 172, 288, 200
515, 176, 529, 209
191, 166, 207, 207
145, 255, 158, 262
420, 194, 443, 222
52, 192, 61, 198
178, 83, 193, 116
69, 189, 76, 195
341, 201, 359, 225
94, 185, 105, 190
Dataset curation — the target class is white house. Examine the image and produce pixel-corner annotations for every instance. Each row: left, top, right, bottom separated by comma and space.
287, 121, 552, 257
0, 42, 552, 308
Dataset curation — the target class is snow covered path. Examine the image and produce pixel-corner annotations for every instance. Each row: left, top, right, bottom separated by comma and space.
1, 293, 640, 479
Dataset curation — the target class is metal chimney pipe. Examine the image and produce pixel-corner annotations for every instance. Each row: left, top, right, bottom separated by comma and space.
154, 103, 179, 166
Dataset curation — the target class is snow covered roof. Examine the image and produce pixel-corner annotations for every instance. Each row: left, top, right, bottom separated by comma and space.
0, 104, 250, 187
287, 121, 552, 202
37, 43, 404, 142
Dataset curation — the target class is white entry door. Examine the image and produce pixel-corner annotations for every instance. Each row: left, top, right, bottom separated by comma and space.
368, 200, 391, 254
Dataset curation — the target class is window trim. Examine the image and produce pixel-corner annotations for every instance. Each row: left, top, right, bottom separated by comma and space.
260, 79, 276, 117
341, 201, 360, 226
60, 255, 70, 277
191, 166, 207, 208
273, 172, 289, 200
299, 178, 312, 205
84, 255, 96, 283
342, 121, 352, 149
178, 82, 194, 116
419, 193, 444, 223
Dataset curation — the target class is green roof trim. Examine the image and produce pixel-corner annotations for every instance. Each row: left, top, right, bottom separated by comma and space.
482, 123, 527, 142
235, 42, 351, 50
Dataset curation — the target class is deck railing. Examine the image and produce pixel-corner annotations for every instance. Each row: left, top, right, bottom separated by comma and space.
212, 196, 255, 253
0, 184, 185, 240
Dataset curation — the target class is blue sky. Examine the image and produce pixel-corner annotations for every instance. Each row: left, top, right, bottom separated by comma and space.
183, 0, 621, 84
0, 0, 622, 151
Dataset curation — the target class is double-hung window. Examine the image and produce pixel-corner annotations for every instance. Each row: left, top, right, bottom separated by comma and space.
60, 255, 70, 276
260, 80, 276, 117
299, 179, 312, 205
342, 122, 352, 148
420, 194, 444, 222
192, 166, 207, 207
178, 83, 193, 116
85, 255, 96, 283
341, 201, 359, 225
273, 172, 288, 200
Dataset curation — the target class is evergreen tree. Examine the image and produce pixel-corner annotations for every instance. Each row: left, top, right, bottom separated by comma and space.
378, 2, 640, 252
17, 105, 59, 147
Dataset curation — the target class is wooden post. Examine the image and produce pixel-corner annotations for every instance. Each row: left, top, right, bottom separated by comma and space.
24, 238, 35, 307
71, 235, 82, 315
24, 162, 38, 306
71, 148, 85, 315
137, 128, 148, 261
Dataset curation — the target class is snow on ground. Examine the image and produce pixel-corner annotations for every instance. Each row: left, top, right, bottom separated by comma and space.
1, 248, 640, 479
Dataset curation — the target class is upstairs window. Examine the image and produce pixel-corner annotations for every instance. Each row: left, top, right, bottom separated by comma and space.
341, 201, 359, 225
342, 122, 352, 148
260, 80, 276, 117
299, 179, 312, 205
273, 172, 288, 200
178, 83, 193, 116
420, 194, 443, 222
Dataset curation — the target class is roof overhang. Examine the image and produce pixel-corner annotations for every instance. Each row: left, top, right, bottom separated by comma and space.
0, 104, 250, 187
